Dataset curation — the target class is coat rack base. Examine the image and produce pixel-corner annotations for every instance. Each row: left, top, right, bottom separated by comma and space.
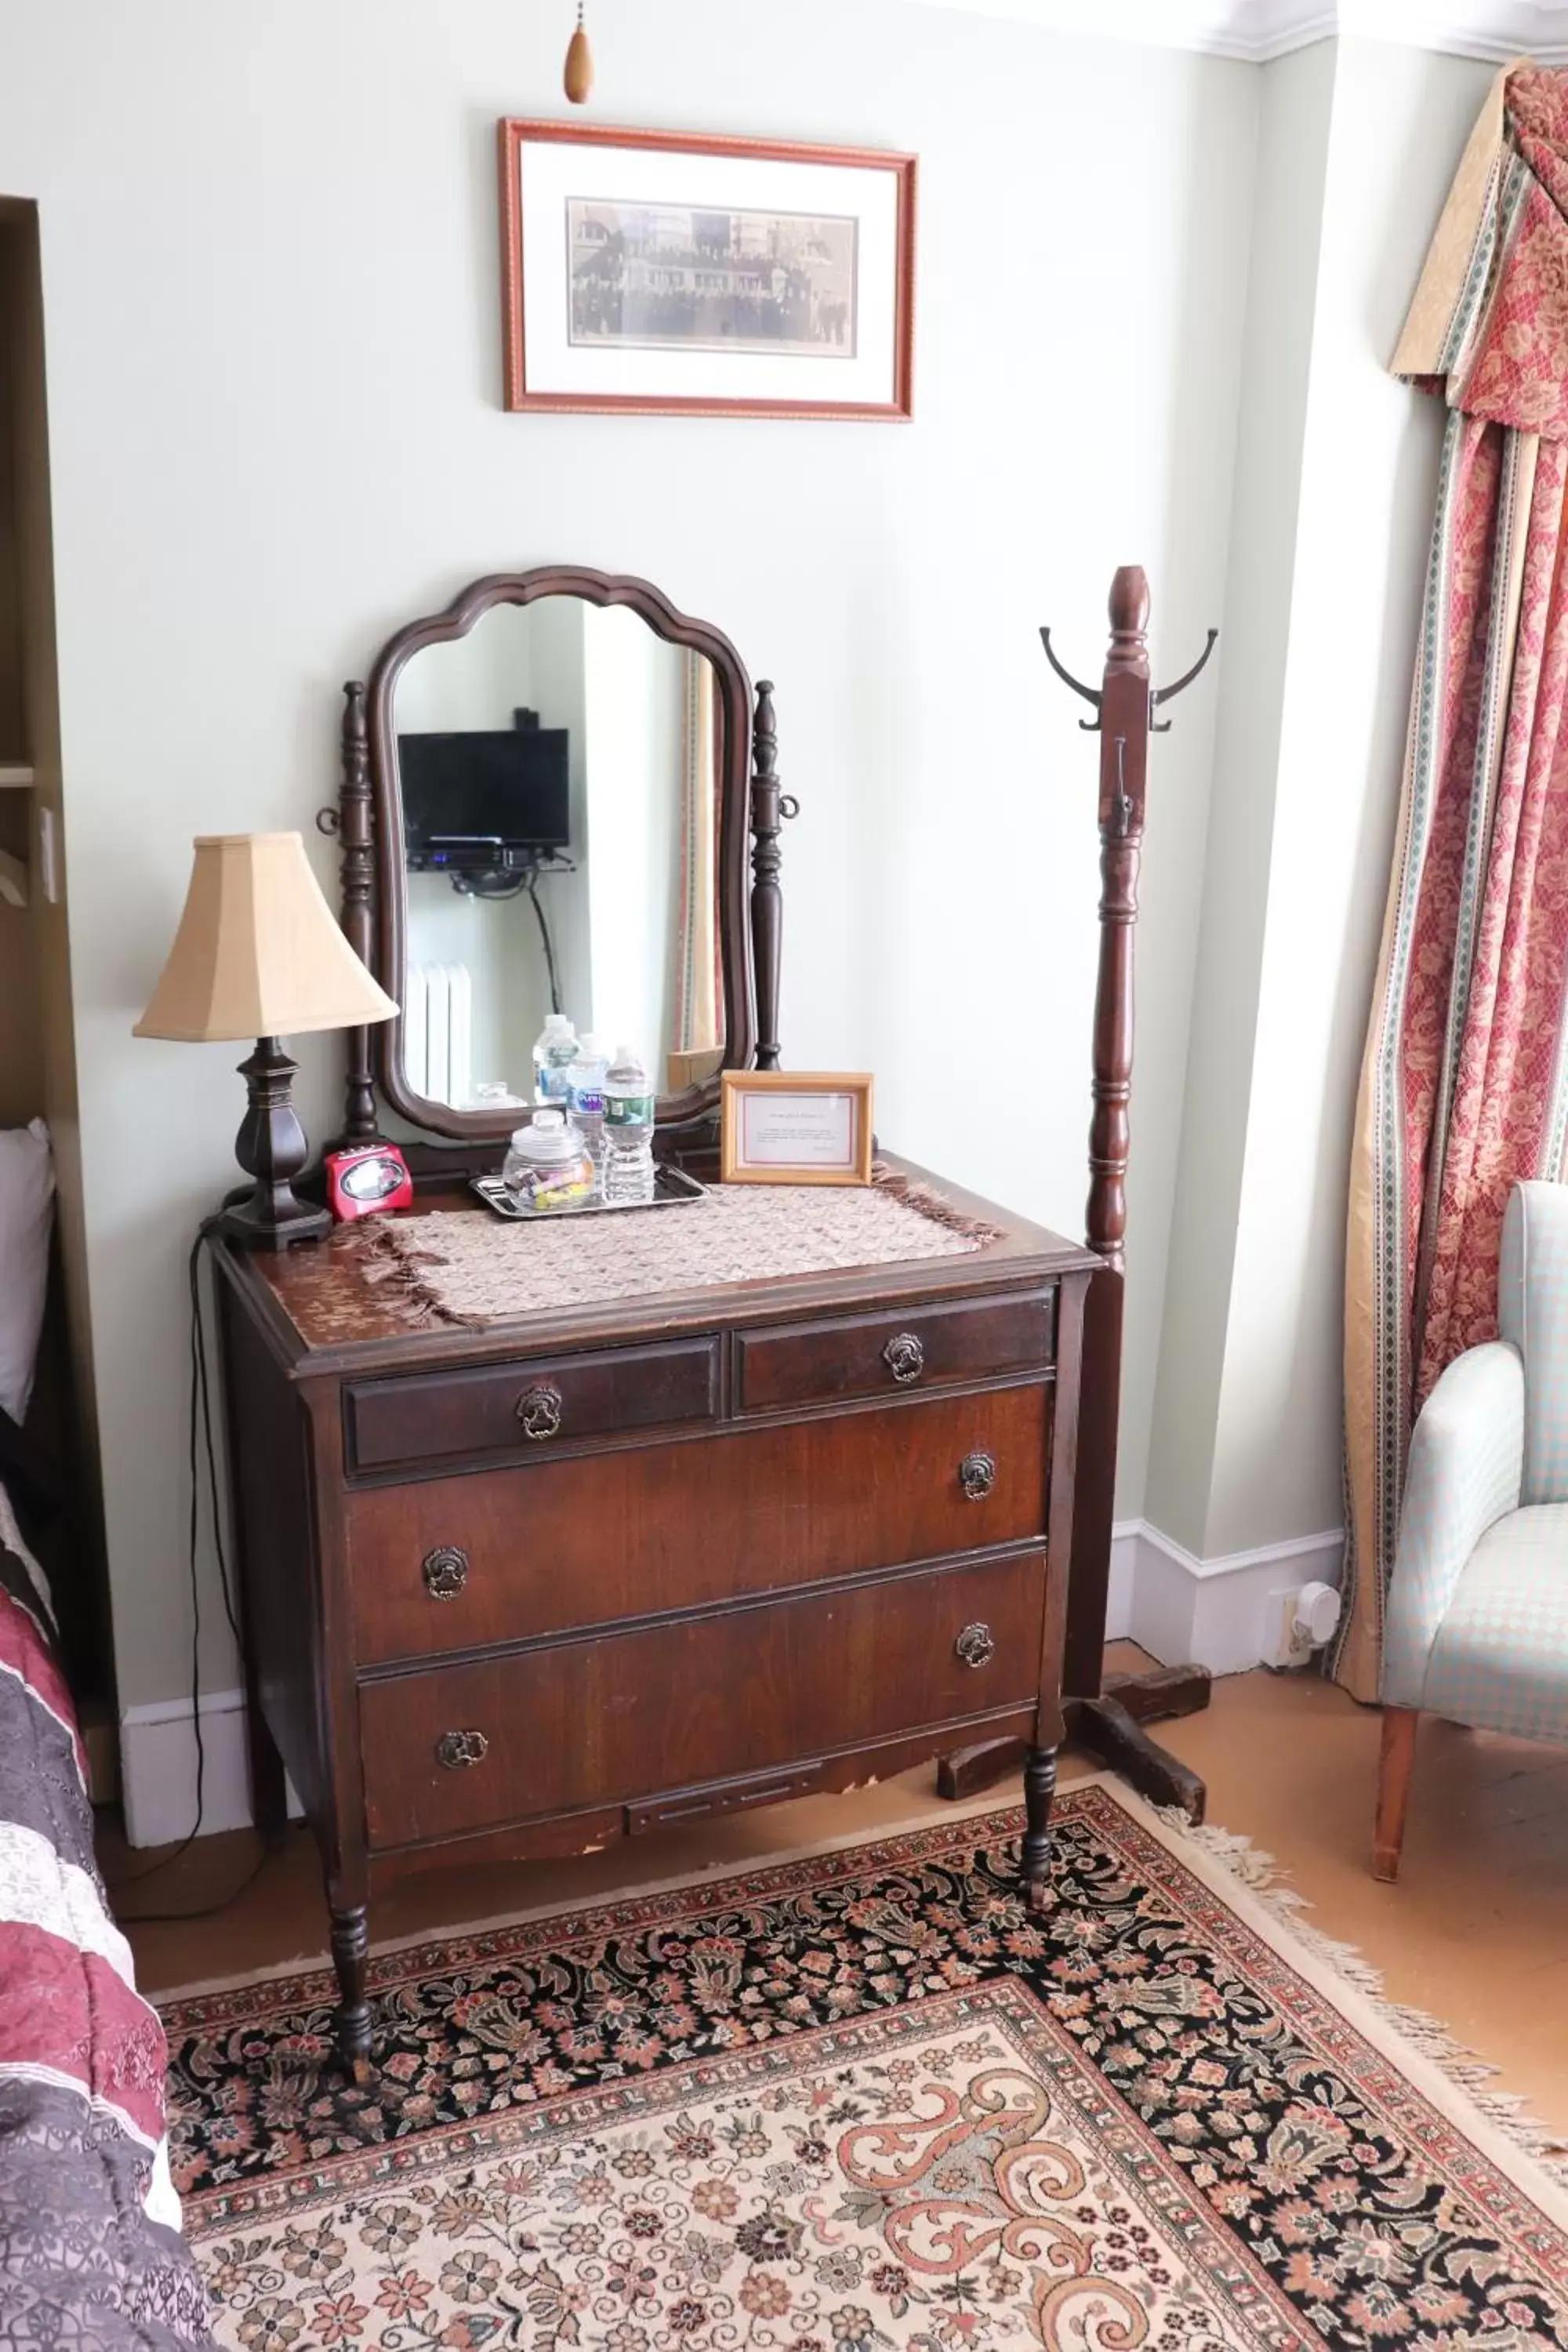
1066, 1691, 1207, 1821
935, 1666, 1210, 1818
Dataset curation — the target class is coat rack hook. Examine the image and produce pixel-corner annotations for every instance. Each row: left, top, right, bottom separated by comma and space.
1149, 628, 1218, 732
1039, 626, 1103, 731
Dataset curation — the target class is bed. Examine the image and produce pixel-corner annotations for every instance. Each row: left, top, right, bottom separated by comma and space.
0, 1120, 211, 2348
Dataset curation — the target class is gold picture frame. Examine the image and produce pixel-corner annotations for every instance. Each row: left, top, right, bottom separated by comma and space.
720, 1071, 875, 1186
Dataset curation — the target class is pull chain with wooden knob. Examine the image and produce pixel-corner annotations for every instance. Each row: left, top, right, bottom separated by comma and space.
564, 0, 593, 103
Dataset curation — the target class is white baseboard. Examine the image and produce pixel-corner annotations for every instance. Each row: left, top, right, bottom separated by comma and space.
118, 1688, 302, 1849
1111, 1519, 1345, 1675
118, 1524, 1343, 1844
1107, 1522, 1140, 1642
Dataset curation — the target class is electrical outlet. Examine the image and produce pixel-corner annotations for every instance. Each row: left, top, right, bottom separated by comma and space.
1264, 1585, 1315, 1672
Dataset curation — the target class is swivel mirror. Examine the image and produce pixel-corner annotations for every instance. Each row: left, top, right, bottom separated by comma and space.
329, 568, 787, 1145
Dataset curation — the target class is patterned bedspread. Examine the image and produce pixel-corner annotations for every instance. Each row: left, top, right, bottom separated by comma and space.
0, 1452, 211, 2348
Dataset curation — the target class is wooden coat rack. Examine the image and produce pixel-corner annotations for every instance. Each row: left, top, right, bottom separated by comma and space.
1043, 565, 1218, 1817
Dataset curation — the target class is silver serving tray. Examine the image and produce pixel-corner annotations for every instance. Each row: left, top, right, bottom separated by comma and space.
470, 1164, 708, 1221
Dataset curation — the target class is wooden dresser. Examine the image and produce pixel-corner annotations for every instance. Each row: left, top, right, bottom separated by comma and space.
212, 1166, 1095, 2071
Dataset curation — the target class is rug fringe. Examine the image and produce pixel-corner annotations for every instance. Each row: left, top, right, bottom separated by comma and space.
1154, 1805, 1568, 2188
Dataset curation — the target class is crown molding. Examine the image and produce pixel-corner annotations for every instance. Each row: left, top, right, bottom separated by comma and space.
904, 0, 1568, 64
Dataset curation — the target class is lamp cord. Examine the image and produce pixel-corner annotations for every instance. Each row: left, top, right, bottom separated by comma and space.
107, 1220, 270, 1922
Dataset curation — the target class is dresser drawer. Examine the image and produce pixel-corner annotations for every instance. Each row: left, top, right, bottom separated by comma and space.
358, 1549, 1049, 1849
344, 1335, 721, 1473
735, 1289, 1054, 1414
347, 1384, 1050, 1664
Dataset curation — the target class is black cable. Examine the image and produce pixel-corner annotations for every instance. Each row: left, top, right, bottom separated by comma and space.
107, 1219, 270, 1921
523, 870, 564, 1016
190, 1232, 240, 1651
115, 1839, 270, 1926
452, 860, 567, 1014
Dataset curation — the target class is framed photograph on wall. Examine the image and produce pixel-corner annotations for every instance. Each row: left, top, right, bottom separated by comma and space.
721, 1071, 875, 1185
499, 120, 916, 420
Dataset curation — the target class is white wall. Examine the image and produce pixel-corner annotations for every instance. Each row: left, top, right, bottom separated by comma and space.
1203, 39, 1494, 1555
398, 604, 543, 1096
520, 595, 593, 1049
1149, 39, 1494, 1567
0, 0, 1255, 1723
1145, 39, 1338, 1555
582, 607, 682, 1067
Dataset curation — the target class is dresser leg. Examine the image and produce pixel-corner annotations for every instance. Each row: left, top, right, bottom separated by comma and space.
1022, 1744, 1057, 1912
329, 1904, 373, 2082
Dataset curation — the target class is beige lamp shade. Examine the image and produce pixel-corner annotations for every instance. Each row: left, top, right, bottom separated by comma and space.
135, 832, 397, 1042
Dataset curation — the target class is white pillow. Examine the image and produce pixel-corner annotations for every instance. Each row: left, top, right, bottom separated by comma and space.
0, 1119, 54, 1424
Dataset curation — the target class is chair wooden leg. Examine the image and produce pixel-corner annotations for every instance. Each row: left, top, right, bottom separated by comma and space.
1372, 1706, 1418, 1882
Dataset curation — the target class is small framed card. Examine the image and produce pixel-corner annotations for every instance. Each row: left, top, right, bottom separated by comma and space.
721, 1071, 874, 1186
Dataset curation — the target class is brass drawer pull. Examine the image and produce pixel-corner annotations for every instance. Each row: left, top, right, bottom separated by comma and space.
960, 1451, 996, 1501
955, 1621, 996, 1670
884, 1331, 926, 1386
423, 1544, 469, 1600
516, 1382, 564, 1440
436, 1728, 489, 1770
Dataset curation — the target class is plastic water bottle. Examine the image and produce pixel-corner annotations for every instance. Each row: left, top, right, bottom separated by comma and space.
532, 1012, 578, 1106
564, 1033, 610, 1183
603, 1044, 657, 1205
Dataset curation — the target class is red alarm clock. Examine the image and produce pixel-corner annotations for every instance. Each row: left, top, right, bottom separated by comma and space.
325, 1143, 414, 1221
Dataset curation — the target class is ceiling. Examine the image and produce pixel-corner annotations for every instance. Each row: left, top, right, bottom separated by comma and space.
897, 0, 1568, 64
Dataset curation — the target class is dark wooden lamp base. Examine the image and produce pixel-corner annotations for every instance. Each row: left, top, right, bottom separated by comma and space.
218, 1036, 332, 1250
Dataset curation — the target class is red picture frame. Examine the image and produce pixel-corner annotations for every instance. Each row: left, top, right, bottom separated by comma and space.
499, 118, 916, 423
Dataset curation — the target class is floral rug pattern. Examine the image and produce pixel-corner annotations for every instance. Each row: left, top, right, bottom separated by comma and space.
162, 1787, 1568, 2350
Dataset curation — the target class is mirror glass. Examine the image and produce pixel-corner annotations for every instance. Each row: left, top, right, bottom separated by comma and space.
394, 598, 724, 1114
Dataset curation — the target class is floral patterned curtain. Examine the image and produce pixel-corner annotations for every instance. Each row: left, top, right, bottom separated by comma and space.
1338, 66, 1568, 1697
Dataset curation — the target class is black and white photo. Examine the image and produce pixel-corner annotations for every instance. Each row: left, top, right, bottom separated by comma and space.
567, 201, 858, 359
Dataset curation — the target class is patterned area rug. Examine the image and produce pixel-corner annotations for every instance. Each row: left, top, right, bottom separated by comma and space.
162, 1783, 1568, 2350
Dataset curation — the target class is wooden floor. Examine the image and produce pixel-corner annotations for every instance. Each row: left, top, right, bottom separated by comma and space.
103, 1650, 1568, 2140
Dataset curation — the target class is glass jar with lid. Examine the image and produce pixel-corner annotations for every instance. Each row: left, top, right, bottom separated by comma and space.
501, 1110, 597, 1211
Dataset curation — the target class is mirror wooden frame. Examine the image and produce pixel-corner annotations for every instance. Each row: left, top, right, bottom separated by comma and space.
326, 567, 788, 1148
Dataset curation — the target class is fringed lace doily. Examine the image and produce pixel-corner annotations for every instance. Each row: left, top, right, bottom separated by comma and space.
365, 1163, 1002, 1328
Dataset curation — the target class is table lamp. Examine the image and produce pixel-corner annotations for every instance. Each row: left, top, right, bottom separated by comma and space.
135, 831, 397, 1247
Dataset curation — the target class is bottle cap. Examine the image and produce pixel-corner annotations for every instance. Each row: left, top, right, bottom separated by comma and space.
545, 1012, 572, 1032
579, 1033, 605, 1055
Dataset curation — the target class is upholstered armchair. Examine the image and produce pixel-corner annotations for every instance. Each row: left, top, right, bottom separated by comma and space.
1374, 1179, 1568, 1879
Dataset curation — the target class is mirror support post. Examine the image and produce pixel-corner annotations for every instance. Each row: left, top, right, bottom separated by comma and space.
750, 680, 783, 1072
338, 680, 382, 1143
